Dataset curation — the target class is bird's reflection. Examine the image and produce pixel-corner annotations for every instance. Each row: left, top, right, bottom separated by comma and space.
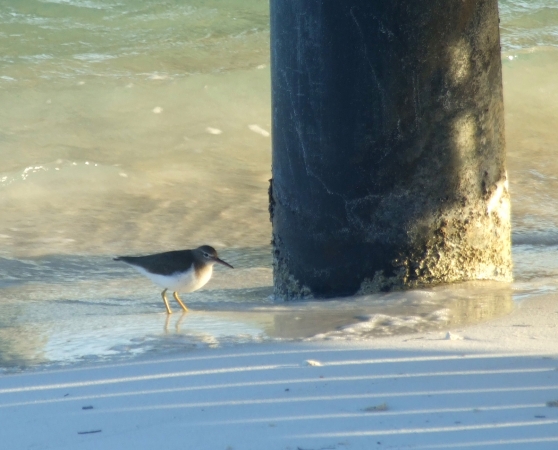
164, 312, 189, 334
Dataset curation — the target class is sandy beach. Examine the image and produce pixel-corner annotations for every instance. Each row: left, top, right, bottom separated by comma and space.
0, 2, 557, 449
2, 292, 557, 450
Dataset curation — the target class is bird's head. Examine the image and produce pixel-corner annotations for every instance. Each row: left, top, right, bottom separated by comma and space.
196, 245, 234, 268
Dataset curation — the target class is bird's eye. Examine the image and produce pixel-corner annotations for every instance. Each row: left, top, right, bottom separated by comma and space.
203, 252, 209, 258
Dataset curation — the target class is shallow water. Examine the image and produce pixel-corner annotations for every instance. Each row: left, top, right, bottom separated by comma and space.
0, 0, 557, 371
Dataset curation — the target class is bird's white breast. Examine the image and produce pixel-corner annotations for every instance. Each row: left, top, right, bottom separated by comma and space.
134, 265, 213, 293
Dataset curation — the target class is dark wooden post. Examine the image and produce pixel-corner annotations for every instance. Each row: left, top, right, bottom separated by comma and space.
270, 0, 511, 299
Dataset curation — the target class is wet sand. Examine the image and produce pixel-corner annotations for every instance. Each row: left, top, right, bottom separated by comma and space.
1, 293, 557, 450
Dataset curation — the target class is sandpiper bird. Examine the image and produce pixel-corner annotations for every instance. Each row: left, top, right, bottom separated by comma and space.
114, 245, 233, 314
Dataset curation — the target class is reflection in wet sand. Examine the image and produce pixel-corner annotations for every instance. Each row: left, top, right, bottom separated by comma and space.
160, 282, 513, 342
270, 282, 514, 340
0, 281, 513, 372
0, 327, 47, 369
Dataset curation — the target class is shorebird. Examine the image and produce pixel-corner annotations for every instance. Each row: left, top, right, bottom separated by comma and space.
114, 245, 233, 314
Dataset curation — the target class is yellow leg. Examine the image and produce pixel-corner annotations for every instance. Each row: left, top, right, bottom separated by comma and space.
173, 291, 189, 312
161, 289, 173, 314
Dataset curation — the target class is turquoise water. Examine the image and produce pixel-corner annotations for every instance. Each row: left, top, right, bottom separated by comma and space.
0, 0, 558, 370
499, 0, 558, 48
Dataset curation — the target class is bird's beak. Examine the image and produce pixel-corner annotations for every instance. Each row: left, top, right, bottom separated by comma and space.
213, 256, 233, 269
